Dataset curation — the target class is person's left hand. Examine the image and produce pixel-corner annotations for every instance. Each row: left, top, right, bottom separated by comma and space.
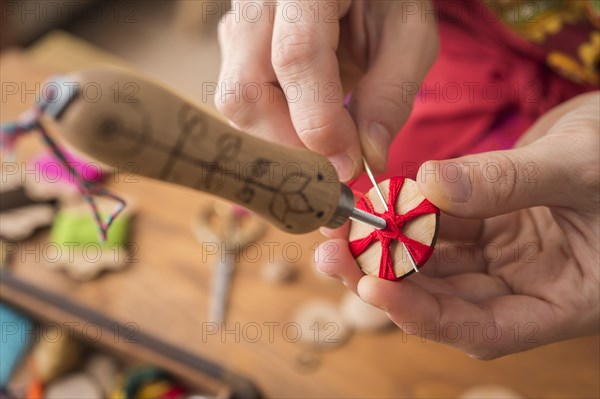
315, 92, 600, 359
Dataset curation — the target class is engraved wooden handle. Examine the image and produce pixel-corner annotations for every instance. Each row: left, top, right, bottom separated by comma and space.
49, 67, 344, 234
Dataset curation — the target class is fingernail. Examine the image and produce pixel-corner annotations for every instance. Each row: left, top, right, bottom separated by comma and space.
328, 153, 356, 182
440, 163, 472, 203
319, 227, 335, 238
365, 122, 391, 168
317, 265, 334, 276
314, 258, 332, 275
313, 247, 333, 275
365, 298, 387, 312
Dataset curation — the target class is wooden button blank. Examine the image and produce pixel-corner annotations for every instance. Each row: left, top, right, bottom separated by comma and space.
349, 178, 439, 279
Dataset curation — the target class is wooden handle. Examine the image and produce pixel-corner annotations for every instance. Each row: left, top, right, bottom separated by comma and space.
48, 67, 344, 234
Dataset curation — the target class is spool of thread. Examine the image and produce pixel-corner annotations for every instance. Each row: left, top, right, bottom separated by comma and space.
260, 260, 298, 284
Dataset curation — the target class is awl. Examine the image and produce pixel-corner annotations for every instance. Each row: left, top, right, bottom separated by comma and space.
42, 67, 387, 233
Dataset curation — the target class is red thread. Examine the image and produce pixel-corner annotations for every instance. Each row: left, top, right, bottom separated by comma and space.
349, 177, 439, 280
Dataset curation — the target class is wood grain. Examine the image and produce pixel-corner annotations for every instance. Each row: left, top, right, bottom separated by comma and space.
349, 179, 438, 278
47, 67, 344, 234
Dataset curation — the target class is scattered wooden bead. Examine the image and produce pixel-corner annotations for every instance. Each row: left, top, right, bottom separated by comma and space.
260, 260, 298, 284
294, 350, 322, 374
292, 300, 351, 349
339, 292, 392, 332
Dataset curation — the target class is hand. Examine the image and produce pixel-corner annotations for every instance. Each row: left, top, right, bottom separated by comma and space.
315, 92, 600, 359
216, 0, 438, 180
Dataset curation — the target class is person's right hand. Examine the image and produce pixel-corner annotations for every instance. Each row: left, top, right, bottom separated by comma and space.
216, 0, 438, 181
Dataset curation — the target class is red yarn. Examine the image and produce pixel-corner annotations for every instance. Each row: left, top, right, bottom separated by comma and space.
349, 177, 439, 280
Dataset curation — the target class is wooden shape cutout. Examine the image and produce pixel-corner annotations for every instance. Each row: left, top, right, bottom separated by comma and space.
349, 178, 439, 279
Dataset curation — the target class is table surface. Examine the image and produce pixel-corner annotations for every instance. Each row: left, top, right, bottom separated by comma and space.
1, 33, 599, 399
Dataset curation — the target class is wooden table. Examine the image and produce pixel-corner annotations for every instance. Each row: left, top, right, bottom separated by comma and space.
1, 33, 599, 399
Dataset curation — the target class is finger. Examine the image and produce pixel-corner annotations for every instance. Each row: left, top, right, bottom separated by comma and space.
348, 1, 438, 173
272, 0, 361, 181
516, 91, 599, 147
319, 220, 350, 239
357, 276, 562, 358
420, 241, 487, 277
409, 272, 512, 302
416, 145, 571, 218
314, 238, 363, 293
216, 1, 303, 147
417, 94, 600, 218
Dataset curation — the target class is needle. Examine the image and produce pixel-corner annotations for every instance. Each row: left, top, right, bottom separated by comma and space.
403, 243, 419, 273
363, 157, 388, 212
349, 207, 386, 230
362, 157, 419, 273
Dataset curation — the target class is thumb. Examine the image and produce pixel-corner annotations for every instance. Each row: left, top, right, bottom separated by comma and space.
416, 145, 572, 218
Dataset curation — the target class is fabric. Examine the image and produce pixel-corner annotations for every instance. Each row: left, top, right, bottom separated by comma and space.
484, 0, 599, 85
352, 0, 597, 192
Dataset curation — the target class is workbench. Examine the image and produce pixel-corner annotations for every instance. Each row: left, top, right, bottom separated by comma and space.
1, 31, 598, 399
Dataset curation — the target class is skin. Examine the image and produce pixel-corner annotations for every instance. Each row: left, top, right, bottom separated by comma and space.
216, 0, 438, 180
316, 92, 600, 359
217, 1, 600, 357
